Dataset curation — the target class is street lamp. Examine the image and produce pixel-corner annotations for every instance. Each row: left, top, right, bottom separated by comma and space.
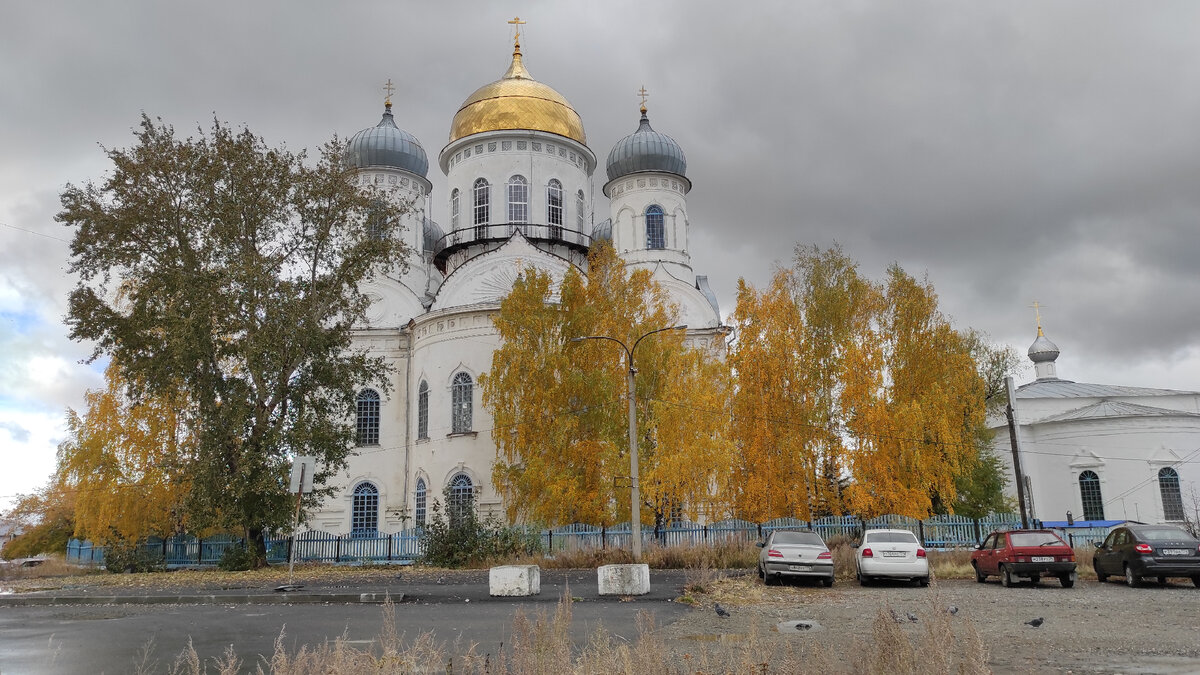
569, 325, 687, 561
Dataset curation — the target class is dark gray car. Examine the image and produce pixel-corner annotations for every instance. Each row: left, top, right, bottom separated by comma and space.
1093, 524, 1200, 587
757, 530, 834, 586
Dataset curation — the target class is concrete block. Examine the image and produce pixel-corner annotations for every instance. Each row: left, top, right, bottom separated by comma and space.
597, 563, 650, 596
489, 565, 541, 596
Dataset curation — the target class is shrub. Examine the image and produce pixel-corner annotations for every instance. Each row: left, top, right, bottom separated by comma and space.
217, 542, 259, 571
103, 536, 165, 573
419, 489, 543, 568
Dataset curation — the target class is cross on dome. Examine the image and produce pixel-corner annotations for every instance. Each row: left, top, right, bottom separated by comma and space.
638, 85, 649, 114
382, 78, 395, 107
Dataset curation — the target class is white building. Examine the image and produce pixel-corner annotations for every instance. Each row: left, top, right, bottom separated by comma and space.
991, 325, 1200, 526
308, 37, 725, 535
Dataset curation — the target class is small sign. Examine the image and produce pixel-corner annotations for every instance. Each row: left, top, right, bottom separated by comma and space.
289, 456, 317, 494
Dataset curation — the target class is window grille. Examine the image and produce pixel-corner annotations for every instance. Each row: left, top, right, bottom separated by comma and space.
449, 473, 474, 525
451, 372, 473, 433
646, 205, 665, 249
417, 381, 429, 440
355, 389, 380, 445
351, 482, 379, 538
576, 190, 586, 230
508, 175, 528, 223
1159, 467, 1185, 521
415, 478, 427, 528
547, 179, 563, 238
473, 178, 490, 239
1079, 470, 1105, 521
450, 189, 460, 228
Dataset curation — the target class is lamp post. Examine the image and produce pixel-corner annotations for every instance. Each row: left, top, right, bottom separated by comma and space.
570, 325, 687, 561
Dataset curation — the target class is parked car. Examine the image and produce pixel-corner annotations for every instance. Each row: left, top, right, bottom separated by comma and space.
855, 528, 929, 586
757, 529, 834, 586
970, 529, 1077, 588
1093, 524, 1200, 587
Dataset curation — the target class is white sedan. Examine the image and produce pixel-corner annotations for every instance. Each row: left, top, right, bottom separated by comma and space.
855, 528, 930, 586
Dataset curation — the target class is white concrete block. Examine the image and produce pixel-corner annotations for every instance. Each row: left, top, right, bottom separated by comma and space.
489, 565, 541, 597
597, 563, 651, 596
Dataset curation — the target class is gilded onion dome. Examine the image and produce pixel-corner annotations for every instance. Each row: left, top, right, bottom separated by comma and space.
345, 102, 429, 177
605, 106, 687, 181
448, 40, 586, 145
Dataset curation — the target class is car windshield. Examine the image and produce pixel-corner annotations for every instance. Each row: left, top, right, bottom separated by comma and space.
1135, 527, 1195, 541
1009, 532, 1064, 547
773, 531, 824, 546
865, 532, 918, 544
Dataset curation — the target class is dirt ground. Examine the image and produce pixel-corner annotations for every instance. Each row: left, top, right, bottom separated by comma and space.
665, 574, 1200, 674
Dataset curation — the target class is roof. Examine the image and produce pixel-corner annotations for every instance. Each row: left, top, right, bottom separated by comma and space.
1036, 399, 1200, 424
1015, 379, 1200, 399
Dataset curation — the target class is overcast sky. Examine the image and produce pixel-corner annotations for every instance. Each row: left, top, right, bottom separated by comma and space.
3, 1, 1200, 510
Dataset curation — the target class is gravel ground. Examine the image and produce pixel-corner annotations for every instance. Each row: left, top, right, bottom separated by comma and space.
660, 575, 1200, 674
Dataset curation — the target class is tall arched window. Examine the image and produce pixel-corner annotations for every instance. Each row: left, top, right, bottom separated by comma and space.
645, 205, 665, 249
547, 179, 563, 238
1159, 467, 1185, 521
450, 189, 460, 228
508, 175, 528, 223
451, 372, 473, 433
355, 389, 380, 446
473, 178, 490, 238
576, 190, 586, 230
449, 473, 474, 525
1079, 470, 1105, 521
417, 380, 429, 440
351, 482, 379, 538
415, 478, 427, 529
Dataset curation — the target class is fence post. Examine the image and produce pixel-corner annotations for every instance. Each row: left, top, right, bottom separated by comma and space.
162, 538, 168, 563
197, 537, 203, 565
387, 533, 393, 561
704, 524, 708, 543
547, 529, 552, 552
336, 534, 342, 562
918, 520, 926, 546
1068, 532, 1075, 548
973, 519, 982, 544
602, 525, 606, 550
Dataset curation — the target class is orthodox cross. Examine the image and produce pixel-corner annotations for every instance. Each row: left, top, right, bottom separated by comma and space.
1031, 300, 1047, 336
382, 78, 395, 106
508, 16, 526, 47
638, 85, 649, 113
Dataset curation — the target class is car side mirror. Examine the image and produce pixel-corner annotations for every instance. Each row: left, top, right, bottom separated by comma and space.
755, 541, 765, 548
975, 544, 984, 550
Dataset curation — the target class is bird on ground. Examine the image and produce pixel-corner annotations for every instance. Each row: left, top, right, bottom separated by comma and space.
947, 606, 959, 615
436, 576, 445, 585
1025, 617, 1044, 628
906, 612, 919, 623
889, 609, 904, 623
714, 602, 731, 618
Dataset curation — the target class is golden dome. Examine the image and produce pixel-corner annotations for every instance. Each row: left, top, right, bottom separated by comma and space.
448, 44, 586, 145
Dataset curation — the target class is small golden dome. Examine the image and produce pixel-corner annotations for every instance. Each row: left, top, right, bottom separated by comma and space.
448, 44, 586, 145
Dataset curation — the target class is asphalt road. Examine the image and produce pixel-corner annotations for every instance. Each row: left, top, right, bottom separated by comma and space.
0, 569, 693, 675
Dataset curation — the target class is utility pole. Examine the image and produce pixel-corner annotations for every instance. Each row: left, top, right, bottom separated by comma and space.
1004, 376, 1030, 529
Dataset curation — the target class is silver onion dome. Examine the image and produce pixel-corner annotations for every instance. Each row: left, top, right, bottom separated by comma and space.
605, 108, 686, 181
1028, 334, 1060, 363
345, 103, 429, 177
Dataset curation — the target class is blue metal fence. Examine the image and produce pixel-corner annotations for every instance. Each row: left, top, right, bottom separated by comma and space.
64, 512, 1086, 567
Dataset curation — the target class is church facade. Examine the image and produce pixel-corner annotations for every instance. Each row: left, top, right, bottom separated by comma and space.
991, 326, 1200, 527
307, 37, 725, 535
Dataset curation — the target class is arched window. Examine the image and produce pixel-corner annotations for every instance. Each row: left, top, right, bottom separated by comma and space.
473, 178, 490, 238
576, 190, 586, 230
417, 380, 429, 440
449, 473, 474, 525
351, 482, 379, 538
355, 389, 380, 446
367, 200, 388, 241
451, 372, 473, 433
547, 179, 563, 238
1079, 470, 1105, 521
645, 205, 665, 249
415, 478, 427, 529
508, 175, 528, 223
1159, 467, 1185, 521
450, 188, 460, 228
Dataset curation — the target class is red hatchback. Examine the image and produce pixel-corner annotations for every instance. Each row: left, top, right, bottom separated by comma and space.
971, 529, 1077, 588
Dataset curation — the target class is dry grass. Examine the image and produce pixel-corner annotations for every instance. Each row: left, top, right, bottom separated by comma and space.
0, 554, 97, 582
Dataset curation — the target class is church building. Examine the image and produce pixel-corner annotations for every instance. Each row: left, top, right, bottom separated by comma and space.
308, 31, 726, 535
991, 322, 1200, 527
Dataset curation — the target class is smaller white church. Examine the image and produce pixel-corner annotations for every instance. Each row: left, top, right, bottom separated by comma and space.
991, 324, 1200, 526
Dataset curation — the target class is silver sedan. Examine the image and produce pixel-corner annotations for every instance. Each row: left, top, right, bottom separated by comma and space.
757, 530, 834, 586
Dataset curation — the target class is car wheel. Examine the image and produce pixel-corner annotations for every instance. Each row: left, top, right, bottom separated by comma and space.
1191, 576, 1200, 588
1125, 564, 1139, 588
1158, 576, 1167, 586
973, 562, 986, 583
821, 576, 834, 588
1029, 574, 1040, 585
1096, 565, 1108, 583
1000, 564, 1014, 588
1059, 574, 1075, 588
859, 573, 871, 587
918, 576, 930, 588
757, 563, 764, 580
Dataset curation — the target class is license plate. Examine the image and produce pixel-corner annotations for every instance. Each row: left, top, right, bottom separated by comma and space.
1031, 556, 1054, 563
881, 551, 906, 557
789, 564, 811, 571
1163, 549, 1192, 556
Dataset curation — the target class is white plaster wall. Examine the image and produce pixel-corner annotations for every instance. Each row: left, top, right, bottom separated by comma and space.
605, 172, 690, 273
352, 167, 434, 298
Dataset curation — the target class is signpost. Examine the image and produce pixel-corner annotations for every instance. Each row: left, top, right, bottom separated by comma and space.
280, 456, 317, 590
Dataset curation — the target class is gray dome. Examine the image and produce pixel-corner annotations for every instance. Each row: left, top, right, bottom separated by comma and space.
605, 110, 686, 182
345, 103, 428, 177
591, 218, 612, 241
422, 218, 444, 253
1028, 333, 1060, 363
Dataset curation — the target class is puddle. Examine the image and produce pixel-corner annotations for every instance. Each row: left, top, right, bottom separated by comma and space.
776, 619, 822, 633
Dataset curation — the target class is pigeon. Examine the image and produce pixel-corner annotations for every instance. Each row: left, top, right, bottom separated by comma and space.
714, 602, 731, 618
947, 606, 959, 615
906, 612, 919, 623
436, 576, 445, 585
1025, 617, 1044, 628
889, 609, 904, 623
